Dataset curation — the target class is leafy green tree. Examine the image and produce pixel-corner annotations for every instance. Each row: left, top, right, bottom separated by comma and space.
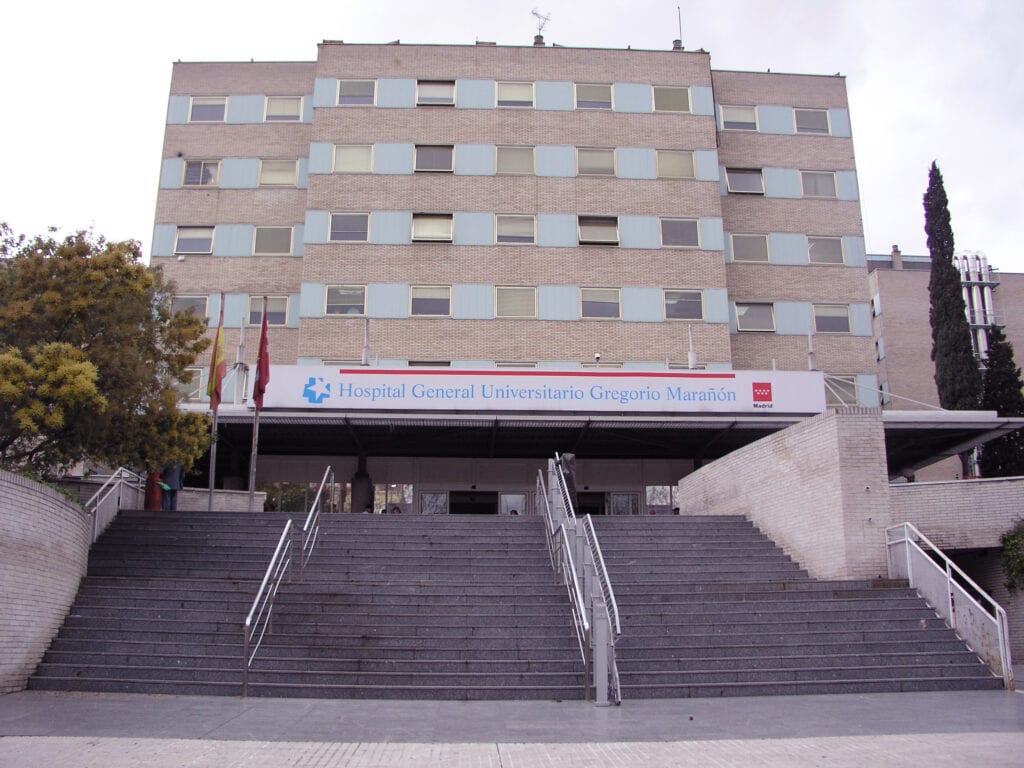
924, 162, 981, 475
0, 224, 211, 478
979, 326, 1024, 477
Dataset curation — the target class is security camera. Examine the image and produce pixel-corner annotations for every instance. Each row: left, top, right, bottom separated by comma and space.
177, 255, 185, 262
594, 353, 601, 362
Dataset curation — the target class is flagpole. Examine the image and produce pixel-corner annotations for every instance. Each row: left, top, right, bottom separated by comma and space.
208, 410, 219, 512
248, 297, 270, 512
247, 410, 261, 512
208, 292, 226, 512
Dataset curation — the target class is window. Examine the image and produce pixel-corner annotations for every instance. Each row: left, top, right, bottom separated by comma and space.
496, 215, 535, 244
495, 286, 536, 318
496, 81, 533, 108
259, 160, 298, 186
581, 288, 620, 319
325, 285, 366, 316
265, 96, 302, 121
249, 296, 288, 326
415, 145, 454, 172
338, 80, 375, 106
417, 80, 455, 106
412, 214, 453, 242
664, 290, 703, 320
171, 296, 208, 318
578, 216, 619, 245
329, 213, 369, 242
182, 160, 219, 186
795, 108, 830, 135
577, 147, 615, 176
189, 96, 225, 122
656, 150, 695, 179
409, 360, 452, 367
732, 234, 770, 262
735, 302, 775, 331
174, 226, 213, 254
808, 236, 844, 264
661, 218, 699, 248
726, 168, 764, 194
653, 86, 690, 113
174, 367, 205, 402
334, 144, 372, 173
721, 105, 757, 130
801, 171, 837, 198
495, 146, 534, 175
496, 361, 537, 368
575, 83, 612, 110
253, 226, 292, 255
814, 304, 851, 333
411, 286, 451, 316
825, 375, 858, 407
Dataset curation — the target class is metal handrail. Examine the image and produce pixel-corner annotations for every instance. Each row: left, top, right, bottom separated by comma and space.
299, 466, 333, 579
581, 513, 623, 705
83, 467, 146, 543
886, 522, 1014, 689
243, 519, 293, 696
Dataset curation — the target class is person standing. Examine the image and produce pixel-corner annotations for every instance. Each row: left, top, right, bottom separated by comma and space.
161, 463, 184, 511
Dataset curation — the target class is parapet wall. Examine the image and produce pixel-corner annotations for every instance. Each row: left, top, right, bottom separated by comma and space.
0, 470, 91, 693
677, 410, 894, 580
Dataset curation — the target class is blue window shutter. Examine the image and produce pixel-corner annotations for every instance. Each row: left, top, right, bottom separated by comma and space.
769, 233, 808, 265
829, 108, 852, 137
774, 302, 812, 335
694, 150, 720, 181
456, 79, 495, 109
166, 95, 190, 124
699, 218, 725, 251
454, 213, 494, 245
151, 224, 176, 257
850, 303, 873, 336
703, 289, 729, 323
373, 143, 414, 174
220, 158, 259, 189
758, 105, 795, 134
313, 78, 338, 107
535, 81, 574, 111
223, 294, 249, 328
367, 283, 410, 318
226, 95, 264, 124
159, 158, 183, 189
856, 374, 879, 407
308, 143, 334, 175
453, 285, 494, 319
538, 286, 579, 320
763, 168, 802, 199
377, 79, 416, 108
535, 146, 576, 177
622, 287, 662, 321
370, 212, 412, 245
537, 214, 578, 247
612, 83, 652, 113
304, 211, 330, 244
837, 171, 860, 201
454, 144, 495, 175
843, 236, 867, 267
213, 225, 254, 257
690, 86, 715, 116
619, 217, 660, 249
616, 148, 657, 179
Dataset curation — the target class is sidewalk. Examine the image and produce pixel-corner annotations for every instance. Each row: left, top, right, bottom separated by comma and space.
1, 687, 1022, 767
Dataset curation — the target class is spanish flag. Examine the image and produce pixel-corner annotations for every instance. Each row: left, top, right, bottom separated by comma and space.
253, 296, 271, 410
207, 293, 227, 413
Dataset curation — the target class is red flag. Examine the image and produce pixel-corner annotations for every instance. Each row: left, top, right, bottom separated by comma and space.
207, 293, 227, 413
253, 296, 271, 410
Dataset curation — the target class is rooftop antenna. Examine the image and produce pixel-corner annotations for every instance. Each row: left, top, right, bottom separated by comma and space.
677, 5, 682, 41
531, 7, 551, 45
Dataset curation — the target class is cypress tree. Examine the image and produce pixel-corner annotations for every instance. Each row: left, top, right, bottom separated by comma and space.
979, 326, 1024, 477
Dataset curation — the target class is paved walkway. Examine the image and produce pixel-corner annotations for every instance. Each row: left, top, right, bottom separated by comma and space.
1, 687, 1022, 767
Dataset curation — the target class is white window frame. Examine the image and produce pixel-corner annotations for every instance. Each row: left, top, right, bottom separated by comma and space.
735, 302, 775, 332
264, 96, 303, 122
174, 226, 214, 255
813, 304, 852, 334
660, 218, 700, 248
496, 81, 534, 108
578, 216, 619, 246
189, 96, 226, 122
258, 159, 298, 187
496, 361, 538, 368
249, 296, 288, 326
720, 105, 757, 131
801, 170, 838, 198
416, 80, 455, 106
575, 83, 612, 110
325, 285, 366, 316
577, 147, 616, 177
731, 234, 770, 262
494, 286, 537, 318
175, 366, 206, 402
333, 144, 373, 173
653, 85, 691, 113
726, 168, 764, 194
329, 213, 370, 243
253, 226, 293, 256
415, 145, 454, 173
182, 160, 220, 187
411, 213, 454, 243
171, 295, 208, 319
795, 108, 831, 135
410, 285, 451, 317
664, 289, 704, 321
495, 215, 536, 245
656, 149, 695, 179
495, 145, 535, 175
580, 287, 621, 320
807, 236, 845, 265
825, 374, 859, 407
338, 80, 376, 106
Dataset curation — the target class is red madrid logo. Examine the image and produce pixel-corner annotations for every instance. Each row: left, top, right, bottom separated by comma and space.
752, 382, 773, 402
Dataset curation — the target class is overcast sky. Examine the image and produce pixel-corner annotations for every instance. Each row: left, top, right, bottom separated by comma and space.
3, 0, 1021, 270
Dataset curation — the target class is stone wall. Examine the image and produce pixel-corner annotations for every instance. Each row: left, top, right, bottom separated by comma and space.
0, 470, 91, 693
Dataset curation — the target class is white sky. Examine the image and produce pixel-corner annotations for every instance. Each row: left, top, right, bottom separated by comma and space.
3, 0, 1021, 269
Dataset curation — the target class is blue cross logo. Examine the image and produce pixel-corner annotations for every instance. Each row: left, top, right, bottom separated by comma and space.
303, 377, 331, 404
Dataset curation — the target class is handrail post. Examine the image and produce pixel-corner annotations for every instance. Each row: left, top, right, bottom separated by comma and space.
592, 592, 610, 706
946, 560, 956, 629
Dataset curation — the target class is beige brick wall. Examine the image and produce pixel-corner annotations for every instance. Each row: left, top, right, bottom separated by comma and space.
676, 410, 895, 580
162, 125, 313, 160
711, 70, 850, 108
717, 134, 857, 170
170, 61, 317, 95
0, 471, 91, 693
155, 188, 308, 225
720, 197, 863, 235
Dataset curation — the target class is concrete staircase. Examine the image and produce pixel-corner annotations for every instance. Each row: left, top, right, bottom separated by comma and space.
29, 511, 584, 700
591, 515, 1003, 697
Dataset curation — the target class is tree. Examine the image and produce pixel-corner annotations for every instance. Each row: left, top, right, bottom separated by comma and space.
924, 162, 981, 475
979, 326, 1024, 477
0, 224, 211, 478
